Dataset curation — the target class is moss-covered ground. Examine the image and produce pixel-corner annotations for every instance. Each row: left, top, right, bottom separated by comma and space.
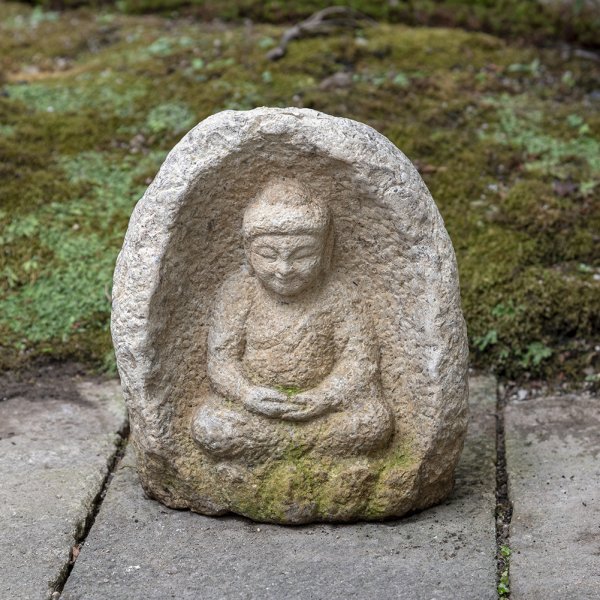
21, 0, 600, 48
1, 1, 599, 383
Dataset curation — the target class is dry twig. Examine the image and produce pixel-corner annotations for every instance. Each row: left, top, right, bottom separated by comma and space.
267, 6, 377, 61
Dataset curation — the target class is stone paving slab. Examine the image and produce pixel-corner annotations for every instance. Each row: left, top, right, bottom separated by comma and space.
506, 392, 600, 599
62, 376, 497, 600
0, 370, 127, 600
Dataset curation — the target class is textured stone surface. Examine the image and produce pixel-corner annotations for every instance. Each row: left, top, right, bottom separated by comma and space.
0, 372, 126, 600
506, 393, 600, 599
63, 375, 496, 600
191, 180, 395, 464
111, 107, 469, 523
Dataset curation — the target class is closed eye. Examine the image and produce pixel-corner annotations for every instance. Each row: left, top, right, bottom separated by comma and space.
253, 248, 278, 260
291, 247, 319, 260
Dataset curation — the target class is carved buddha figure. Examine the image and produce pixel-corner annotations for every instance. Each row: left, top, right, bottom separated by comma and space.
191, 180, 393, 460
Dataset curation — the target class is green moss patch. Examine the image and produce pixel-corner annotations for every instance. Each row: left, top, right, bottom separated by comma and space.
275, 385, 303, 397
232, 440, 417, 522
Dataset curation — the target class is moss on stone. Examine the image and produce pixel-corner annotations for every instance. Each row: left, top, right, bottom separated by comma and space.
227, 434, 419, 522
275, 385, 303, 397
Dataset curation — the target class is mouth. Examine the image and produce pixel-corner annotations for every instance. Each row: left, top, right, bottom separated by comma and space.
272, 277, 302, 292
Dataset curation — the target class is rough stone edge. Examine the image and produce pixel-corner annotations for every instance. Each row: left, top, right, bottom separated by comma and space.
111, 107, 469, 520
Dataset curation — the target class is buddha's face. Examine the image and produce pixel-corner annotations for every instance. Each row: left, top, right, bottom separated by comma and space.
248, 232, 325, 297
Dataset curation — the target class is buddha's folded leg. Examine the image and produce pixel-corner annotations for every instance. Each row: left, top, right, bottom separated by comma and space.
191, 397, 290, 461
314, 392, 394, 456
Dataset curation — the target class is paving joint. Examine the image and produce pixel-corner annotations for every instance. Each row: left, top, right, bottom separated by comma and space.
51, 422, 130, 599
495, 382, 513, 599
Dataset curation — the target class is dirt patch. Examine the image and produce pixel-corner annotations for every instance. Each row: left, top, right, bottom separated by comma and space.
0, 360, 114, 405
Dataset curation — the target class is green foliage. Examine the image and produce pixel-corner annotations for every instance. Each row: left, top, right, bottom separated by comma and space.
145, 102, 195, 134
3, 4, 58, 28
484, 95, 600, 179
498, 567, 510, 596
519, 342, 553, 368
0, 138, 165, 368
474, 329, 498, 352
5, 78, 147, 116
507, 58, 540, 75
498, 545, 511, 596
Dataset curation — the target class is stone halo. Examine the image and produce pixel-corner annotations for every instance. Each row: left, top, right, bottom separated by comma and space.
111, 107, 469, 524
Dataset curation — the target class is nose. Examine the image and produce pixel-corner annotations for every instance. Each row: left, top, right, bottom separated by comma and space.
275, 259, 293, 278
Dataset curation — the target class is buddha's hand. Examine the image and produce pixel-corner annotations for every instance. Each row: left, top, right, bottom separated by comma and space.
242, 386, 300, 419
280, 392, 333, 422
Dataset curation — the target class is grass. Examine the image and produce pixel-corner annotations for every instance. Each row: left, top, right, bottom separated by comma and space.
498, 544, 511, 596
0, 2, 598, 382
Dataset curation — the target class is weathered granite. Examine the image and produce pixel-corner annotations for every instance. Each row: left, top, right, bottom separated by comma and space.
62, 375, 496, 600
0, 371, 126, 600
506, 392, 600, 599
111, 107, 469, 523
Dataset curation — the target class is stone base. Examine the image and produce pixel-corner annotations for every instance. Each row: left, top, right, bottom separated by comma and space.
138, 449, 428, 524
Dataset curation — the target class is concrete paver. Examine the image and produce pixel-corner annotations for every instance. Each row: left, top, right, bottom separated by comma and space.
0, 374, 127, 600
62, 376, 498, 600
506, 392, 600, 599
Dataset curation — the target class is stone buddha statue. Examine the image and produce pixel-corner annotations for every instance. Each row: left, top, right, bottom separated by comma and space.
114, 108, 469, 523
191, 180, 393, 461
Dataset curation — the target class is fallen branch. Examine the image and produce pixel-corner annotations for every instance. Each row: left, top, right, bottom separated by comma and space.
267, 6, 377, 61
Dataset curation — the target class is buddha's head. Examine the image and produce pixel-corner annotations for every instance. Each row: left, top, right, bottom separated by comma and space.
242, 179, 333, 298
